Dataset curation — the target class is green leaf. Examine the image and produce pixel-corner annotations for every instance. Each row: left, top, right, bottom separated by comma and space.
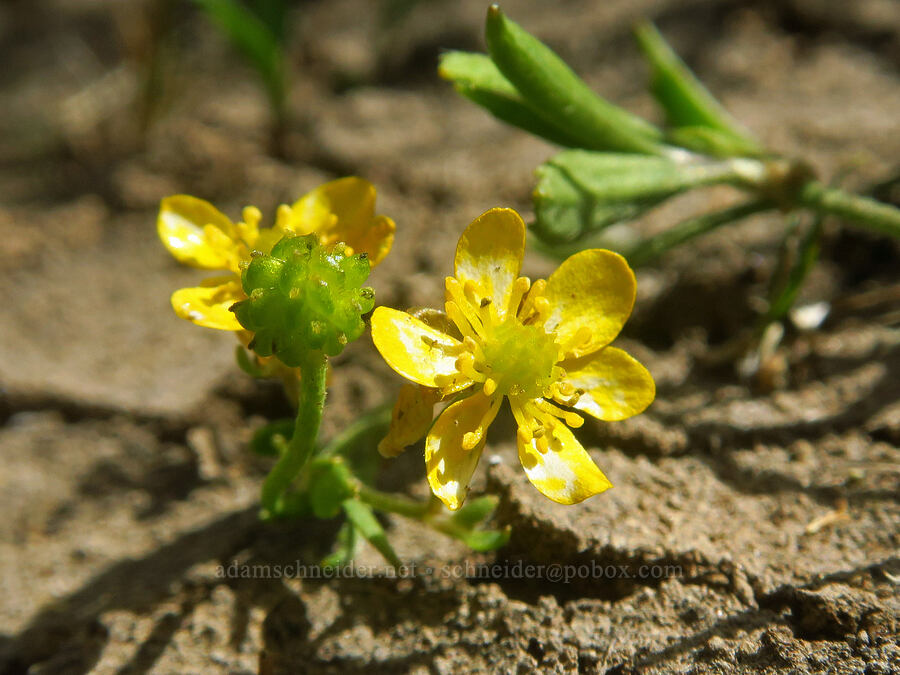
309, 459, 355, 519
485, 5, 663, 154
532, 150, 743, 243
192, 0, 285, 110
633, 22, 760, 156
320, 521, 359, 569
625, 199, 773, 267
765, 215, 823, 323
247, 0, 291, 42
439, 52, 583, 147
450, 495, 499, 529
269, 489, 311, 519
667, 126, 763, 159
319, 403, 391, 484
235, 345, 264, 377
458, 527, 510, 552
250, 418, 294, 457
341, 499, 402, 568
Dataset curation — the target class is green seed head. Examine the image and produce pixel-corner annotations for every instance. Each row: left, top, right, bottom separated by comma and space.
231, 235, 375, 364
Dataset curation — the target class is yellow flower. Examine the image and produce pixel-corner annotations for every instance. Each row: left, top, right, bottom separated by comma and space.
158, 177, 395, 330
371, 208, 655, 509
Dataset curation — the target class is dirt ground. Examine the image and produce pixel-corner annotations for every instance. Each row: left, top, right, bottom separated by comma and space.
1, 0, 898, 673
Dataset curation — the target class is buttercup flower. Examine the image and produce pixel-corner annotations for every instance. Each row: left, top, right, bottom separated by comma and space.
158, 177, 395, 330
371, 208, 654, 509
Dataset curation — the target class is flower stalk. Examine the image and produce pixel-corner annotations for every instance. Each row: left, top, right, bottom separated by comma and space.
260, 348, 327, 518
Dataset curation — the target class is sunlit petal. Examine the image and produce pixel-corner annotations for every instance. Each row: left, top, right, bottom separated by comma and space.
542, 249, 636, 357
285, 177, 394, 265
158, 195, 237, 270
378, 384, 442, 458
515, 406, 612, 505
371, 307, 472, 391
426, 391, 501, 510
170, 275, 244, 330
562, 347, 655, 421
454, 208, 526, 318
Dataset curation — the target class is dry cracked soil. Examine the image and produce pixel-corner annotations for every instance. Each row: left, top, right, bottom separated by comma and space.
0, 0, 898, 673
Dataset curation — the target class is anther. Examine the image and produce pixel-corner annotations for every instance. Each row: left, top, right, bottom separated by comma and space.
462, 432, 480, 451
242, 206, 262, 228
483, 378, 498, 396
508, 277, 531, 317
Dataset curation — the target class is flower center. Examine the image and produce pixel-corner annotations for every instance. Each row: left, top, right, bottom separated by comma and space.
479, 319, 558, 399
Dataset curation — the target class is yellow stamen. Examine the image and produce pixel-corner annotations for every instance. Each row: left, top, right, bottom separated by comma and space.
446, 301, 477, 340
462, 431, 480, 451
508, 276, 531, 318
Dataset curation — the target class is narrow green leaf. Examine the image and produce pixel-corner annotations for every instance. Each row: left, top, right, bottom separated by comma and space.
450, 495, 499, 529
485, 5, 663, 154
192, 0, 285, 109
235, 345, 264, 377
342, 499, 402, 568
247, 0, 290, 42
270, 489, 311, 518
321, 521, 359, 569
634, 22, 760, 155
532, 150, 743, 243
667, 126, 763, 159
250, 418, 294, 456
439, 51, 518, 96
625, 199, 773, 267
319, 404, 391, 486
439, 52, 584, 147
765, 215, 823, 323
309, 460, 355, 519
458, 527, 510, 552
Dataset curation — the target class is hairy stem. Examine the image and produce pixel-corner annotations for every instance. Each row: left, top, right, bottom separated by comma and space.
798, 181, 900, 238
627, 199, 772, 267
261, 349, 327, 517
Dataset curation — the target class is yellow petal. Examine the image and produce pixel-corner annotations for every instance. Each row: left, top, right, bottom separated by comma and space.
378, 384, 442, 458
349, 213, 395, 267
542, 249, 636, 358
515, 408, 612, 504
370, 307, 472, 392
426, 391, 501, 510
562, 347, 655, 421
170, 275, 244, 330
454, 208, 526, 318
286, 177, 394, 266
158, 195, 238, 270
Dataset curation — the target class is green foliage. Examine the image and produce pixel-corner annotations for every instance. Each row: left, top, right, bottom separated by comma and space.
533, 151, 743, 243
233, 235, 375, 363
438, 51, 585, 147
191, 0, 290, 113
483, 6, 663, 154
441, 3, 900, 331
309, 459, 356, 519
320, 521, 360, 569
342, 499, 403, 568
446, 495, 510, 551
250, 418, 294, 456
764, 215, 823, 325
632, 21, 761, 157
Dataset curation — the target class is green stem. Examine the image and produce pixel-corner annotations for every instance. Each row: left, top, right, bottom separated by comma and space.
355, 483, 435, 520
627, 199, 772, 267
798, 181, 900, 238
319, 403, 391, 458
261, 349, 327, 516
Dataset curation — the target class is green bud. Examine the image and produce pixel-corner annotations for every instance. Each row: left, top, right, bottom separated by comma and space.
232, 235, 375, 364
